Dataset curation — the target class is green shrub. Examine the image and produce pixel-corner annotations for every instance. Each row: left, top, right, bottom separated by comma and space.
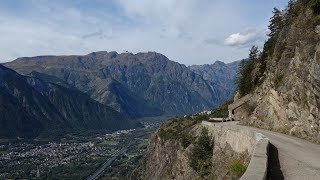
194, 114, 209, 121
159, 116, 198, 142
181, 133, 194, 149
190, 128, 213, 177
228, 159, 247, 178
210, 100, 233, 118
159, 128, 179, 142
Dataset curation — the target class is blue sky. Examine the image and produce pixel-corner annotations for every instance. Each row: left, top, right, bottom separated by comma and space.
0, 0, 288, 64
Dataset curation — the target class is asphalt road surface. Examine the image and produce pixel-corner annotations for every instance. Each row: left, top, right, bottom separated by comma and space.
206, 121, 320, 180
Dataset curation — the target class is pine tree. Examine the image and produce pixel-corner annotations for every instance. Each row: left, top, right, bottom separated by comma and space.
258, 39, 274, 80
285, 0, 298, 23
268, 8, 284, 37
288, 0, 296, 8
257, 8, 285, 81
248, 46, 259, 62
287, 0, 297, 13
190, 128, 213, 177
309, 0, 320, 14
236, 46, 259, 96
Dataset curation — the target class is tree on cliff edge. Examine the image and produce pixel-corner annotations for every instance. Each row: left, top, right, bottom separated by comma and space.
236, 46, 259, 96
268, 8, 284, 38
190, 128, 213, 177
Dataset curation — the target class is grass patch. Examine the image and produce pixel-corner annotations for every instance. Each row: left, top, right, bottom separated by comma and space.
228, 159, 247, 179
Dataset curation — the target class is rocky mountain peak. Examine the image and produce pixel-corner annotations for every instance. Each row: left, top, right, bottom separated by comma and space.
4, 51, 239, 118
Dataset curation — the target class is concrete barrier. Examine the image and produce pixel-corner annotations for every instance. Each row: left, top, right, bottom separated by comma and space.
201, 121, 269, 180
207, 118, 230, 122
202, 121, 257, 155
240, 133, 269, 180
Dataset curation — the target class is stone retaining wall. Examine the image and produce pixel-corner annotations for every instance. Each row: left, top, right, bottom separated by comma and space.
201, 121, 269, 180
240, 133, 269, 180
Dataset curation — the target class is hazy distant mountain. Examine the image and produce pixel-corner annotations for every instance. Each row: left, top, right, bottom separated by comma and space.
0, 65, 140, 138
188, 60, 240, 101
4, 51, 239, 118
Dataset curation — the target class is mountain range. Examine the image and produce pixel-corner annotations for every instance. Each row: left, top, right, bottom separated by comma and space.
0, 64, 141, 138
4, 51, 239, 119
189, 60, 239, 101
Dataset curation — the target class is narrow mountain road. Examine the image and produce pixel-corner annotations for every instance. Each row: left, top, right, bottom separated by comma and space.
205, 121, 320, 180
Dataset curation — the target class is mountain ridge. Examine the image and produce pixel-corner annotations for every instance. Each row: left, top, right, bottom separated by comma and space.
189, 60, 240, 101
4, 51, 239, 118
0, 64, 141, 138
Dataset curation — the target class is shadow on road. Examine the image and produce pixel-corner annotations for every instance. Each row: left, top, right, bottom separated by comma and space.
267, 143, 284, 180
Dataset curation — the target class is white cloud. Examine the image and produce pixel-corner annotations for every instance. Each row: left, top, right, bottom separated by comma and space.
224, 29, 267, 47
0, 0, 287, 65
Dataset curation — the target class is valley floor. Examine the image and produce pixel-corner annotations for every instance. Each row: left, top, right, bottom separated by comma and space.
0, 118, 163, 179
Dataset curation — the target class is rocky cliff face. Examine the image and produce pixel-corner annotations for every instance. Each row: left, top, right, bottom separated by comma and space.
0, 65, 140, 138
235, 2, 320, 143
134, 118, 254, 180
4, 52, 238, 118
134, 128, 197, 180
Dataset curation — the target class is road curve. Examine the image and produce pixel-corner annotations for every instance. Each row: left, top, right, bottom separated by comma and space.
206, 121, 320, 180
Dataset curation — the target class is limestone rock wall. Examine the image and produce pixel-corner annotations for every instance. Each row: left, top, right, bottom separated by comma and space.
136, 122, 257, 180
236, 7, 320, 143
133, 128, 197, 180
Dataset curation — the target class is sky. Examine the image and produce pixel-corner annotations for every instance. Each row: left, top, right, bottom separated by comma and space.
0, 0, 288, 65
